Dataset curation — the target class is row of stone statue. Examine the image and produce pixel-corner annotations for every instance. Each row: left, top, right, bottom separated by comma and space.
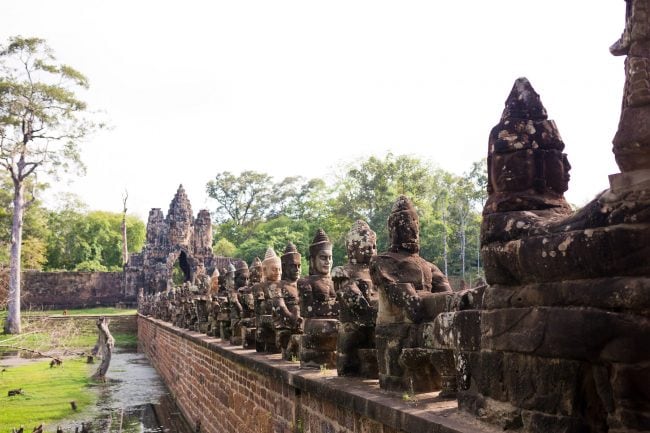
139, 195, 479, 396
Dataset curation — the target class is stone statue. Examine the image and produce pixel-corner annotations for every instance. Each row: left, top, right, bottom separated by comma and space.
229, 260, 250, 345
254, 248, 282, 353
240, 257, 261, 348
370, 196, 452, 392
610, 0, 650, 173
298, 229, 338, 369
485, 77, 573, 216
333, 220, 378, 378
217, 263, 235, 340
272, 242, 303, 360
455, 70, 650, 432
249, 256, 264, 284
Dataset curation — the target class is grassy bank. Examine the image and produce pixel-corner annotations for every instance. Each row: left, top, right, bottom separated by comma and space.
0, 309, 139, 431
0, 358, 95, 431
0, 307, 137, 319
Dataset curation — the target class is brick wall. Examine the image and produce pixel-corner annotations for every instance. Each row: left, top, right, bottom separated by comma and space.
138, 316, 498, 433
21, 271, 134, 309
27, 314, 137, 335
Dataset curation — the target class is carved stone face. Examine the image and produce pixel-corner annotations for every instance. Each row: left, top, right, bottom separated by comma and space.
234, 269, 250, 289
490, 149, 536, 193
544, 151, 571, 194
262, 261, 281, 282
311, 248, 333, 276
347, 235, 377, 265
281, 256, 301, 282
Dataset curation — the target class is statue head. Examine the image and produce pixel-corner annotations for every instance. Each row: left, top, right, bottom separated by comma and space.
308, 228, 333, 276
281, 241, 302, 282
249, 257, 263, 284
262, 247, 282, 282
330, 266, 350, 292
544, 151, 571, 194
388, 196, 420, 254
345, 220, 377, 265
234, 260, 250, 289
485, 78, 571, 213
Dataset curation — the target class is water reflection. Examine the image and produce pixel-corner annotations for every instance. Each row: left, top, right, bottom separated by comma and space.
61, 350, 193, 433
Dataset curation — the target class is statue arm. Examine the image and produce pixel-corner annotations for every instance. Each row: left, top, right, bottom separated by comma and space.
298, 279, 313, 311
430, 265, 453, 293
229, 290, 243, 315
385, 282, 423, 323
272, 287, 300, 325
338, 282, 370, 311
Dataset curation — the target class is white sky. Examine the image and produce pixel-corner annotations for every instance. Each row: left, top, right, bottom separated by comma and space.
4, 1, 624, 220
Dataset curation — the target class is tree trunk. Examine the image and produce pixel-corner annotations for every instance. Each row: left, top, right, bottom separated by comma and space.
121, 191, 128, 267
442, 209, 448, 276
4, 181, 24, 334
92, 316, 115, 381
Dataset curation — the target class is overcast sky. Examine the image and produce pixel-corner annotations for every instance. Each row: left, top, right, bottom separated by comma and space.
3, 1, 625, 220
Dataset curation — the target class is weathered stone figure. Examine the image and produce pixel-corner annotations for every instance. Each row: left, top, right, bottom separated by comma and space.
298, 229, 338, 369
456, 67, 650, 432
333, 220, 379, 378
217, 263, 235, 340
610, 0, 650, 172
229, 261, 250, 345
254, 248, 282, 353
272, 242, 303, 360
240, 257, 261, 348
370, 196, 452, 392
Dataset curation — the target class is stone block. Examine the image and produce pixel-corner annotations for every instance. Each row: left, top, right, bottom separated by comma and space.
481, 307, 650, 363
424, 310, 481, 351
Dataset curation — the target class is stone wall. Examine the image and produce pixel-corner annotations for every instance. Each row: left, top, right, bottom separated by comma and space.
138, 315, 499, 433
21, 271, 131, 309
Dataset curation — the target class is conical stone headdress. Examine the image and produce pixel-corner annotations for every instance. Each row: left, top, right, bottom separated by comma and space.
309, 228, 332, 258
262, 247, 281, 267
281, 241, 301, 264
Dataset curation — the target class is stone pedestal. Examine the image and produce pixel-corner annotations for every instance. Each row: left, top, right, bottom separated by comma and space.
300, 318, 338, 369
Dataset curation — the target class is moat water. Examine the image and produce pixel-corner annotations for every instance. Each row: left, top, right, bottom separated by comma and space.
1, 349, 193, 433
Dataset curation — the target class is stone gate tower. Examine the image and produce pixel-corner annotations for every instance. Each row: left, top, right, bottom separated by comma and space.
125, 185, 223, 294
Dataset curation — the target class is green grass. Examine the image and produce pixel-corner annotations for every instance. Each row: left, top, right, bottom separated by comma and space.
1, 331, 137, 354
0, 358, 95, 431
0, 307, 137, 320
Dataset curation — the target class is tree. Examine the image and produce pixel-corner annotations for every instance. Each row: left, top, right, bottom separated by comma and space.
333, 153, 437, 252
46, 209, 145, 272
206, 171, 274, 226
0, 36, 99, 333
0, 173, 50, 270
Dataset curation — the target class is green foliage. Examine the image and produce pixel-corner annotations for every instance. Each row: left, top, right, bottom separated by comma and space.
213, 237, 237, 257
74, 259, 108, 272
0, 359, 94, 431
45, 206, 145, 271
208, 153, 487, 283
